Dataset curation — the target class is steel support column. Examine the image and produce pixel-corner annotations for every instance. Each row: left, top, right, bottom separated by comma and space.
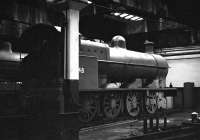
63, 8, 80, 112
59, 1, 88, 140
62, 0, 88, 112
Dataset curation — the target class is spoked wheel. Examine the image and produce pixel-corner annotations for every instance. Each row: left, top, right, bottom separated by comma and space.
103, 94, 122, 119
157, 92, 167, 109
126, 92, 140, 117
145, 92, 158, 114
79, 95, 98, 122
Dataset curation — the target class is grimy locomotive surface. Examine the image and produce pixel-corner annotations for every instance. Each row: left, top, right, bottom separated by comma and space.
0, 24, 170, 123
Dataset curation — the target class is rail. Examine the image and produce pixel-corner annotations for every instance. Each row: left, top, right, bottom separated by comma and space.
119, 123, 200, 140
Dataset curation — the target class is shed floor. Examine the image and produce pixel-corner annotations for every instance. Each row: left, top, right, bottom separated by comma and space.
79, 111, 192, 140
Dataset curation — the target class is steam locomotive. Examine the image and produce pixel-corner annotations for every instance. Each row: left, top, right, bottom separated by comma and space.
0, 24, 174, 122
79, 36, 169, 122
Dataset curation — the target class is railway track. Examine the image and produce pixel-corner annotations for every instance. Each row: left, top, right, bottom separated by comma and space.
80, 120, 200, 140
79, 107, 169, 129
120, 125, 200, 140
80, 119, 137, 133
79, 111, 198, 140
79, 112, 163, 129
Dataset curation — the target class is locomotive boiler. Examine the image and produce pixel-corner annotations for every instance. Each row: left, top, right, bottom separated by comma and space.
0, 24, 172, 122
79, 36, 168, 89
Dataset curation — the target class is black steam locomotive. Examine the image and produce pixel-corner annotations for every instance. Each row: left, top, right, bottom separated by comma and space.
0, 24, 175, 122
79, 34, 169, 121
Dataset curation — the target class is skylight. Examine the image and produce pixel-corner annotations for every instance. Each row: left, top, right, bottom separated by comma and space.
87, 0, 92, 4
113, 12, 121, 16
54, 26, 62, 32
119, 13, 128, 18
124, 15, 134, 19
111, 12, 144, 21
130, 16, 140, 20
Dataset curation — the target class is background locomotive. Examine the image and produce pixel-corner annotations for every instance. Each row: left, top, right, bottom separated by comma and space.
0, 24, 170, 122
